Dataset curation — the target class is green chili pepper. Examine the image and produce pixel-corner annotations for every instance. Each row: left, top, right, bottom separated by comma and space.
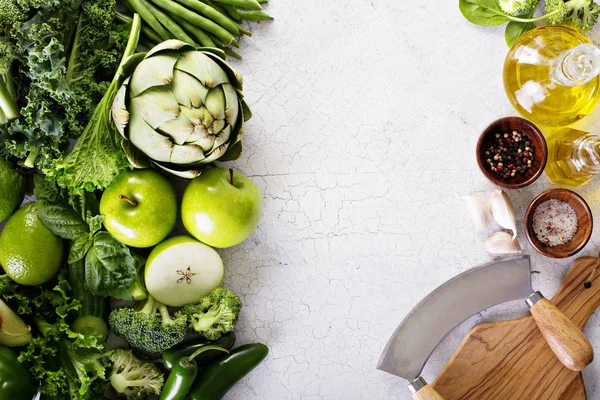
162, 332, 236, 370
189, 343, 269, 400
0, 345, 37, 400
160, 345, 229, 400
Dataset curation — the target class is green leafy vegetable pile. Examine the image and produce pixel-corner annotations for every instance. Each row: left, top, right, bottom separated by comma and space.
0, 273, 109, 400
0, 0, 130, 171
34, 176, 137, 299
459, 0, 600, 46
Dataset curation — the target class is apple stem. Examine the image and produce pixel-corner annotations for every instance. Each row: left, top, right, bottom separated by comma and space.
229, 168, 234, 185
119, 195, 138, 207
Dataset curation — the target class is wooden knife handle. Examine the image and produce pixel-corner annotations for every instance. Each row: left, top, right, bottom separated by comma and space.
412, 385, 445, 400
529, 297, 593, 371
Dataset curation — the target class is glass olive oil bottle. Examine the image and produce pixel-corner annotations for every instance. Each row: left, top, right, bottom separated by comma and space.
546, 128, 600, 186
504, 26, 600, 127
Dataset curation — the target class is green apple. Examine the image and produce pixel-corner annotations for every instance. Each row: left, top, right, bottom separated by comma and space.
145, 236, 224, 307
182, 168, 262, 248
100, 169, 177, 248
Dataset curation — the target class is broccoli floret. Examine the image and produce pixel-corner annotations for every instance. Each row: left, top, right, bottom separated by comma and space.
545, 0, 600, 31
499, 0, 540, 16
176, 288, 242, 341
109, 295, 186, 353
108, 349, 163, 400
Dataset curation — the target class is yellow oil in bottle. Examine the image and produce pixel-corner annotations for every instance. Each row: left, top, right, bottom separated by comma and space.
546, 128, 600, 186
503, 26, 600, 127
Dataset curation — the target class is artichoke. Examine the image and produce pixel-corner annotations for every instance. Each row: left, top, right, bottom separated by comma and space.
111, 40, 250, 178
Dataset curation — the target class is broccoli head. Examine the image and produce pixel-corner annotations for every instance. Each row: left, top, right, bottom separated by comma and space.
545, 0, 600, 31
108, 295, 187, 353
176, 288, 242, 341
498, 0, 540, 16
108, 349, 163, 400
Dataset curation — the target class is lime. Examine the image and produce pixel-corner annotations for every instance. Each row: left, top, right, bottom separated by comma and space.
0, 202, 64, 285
0, 159, 25, 223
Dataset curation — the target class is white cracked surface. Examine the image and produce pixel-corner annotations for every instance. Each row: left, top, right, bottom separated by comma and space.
219, 0, 600, 399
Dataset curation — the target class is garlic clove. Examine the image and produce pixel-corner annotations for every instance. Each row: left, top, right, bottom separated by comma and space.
485, 231, 522, 254
489, 190, 518, 239
462, 196, 492, 231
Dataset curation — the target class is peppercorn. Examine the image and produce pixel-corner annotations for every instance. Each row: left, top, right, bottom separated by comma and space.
485, 130, 535, 180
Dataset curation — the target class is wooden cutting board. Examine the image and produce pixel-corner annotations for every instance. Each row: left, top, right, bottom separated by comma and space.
432, 257, 600, 400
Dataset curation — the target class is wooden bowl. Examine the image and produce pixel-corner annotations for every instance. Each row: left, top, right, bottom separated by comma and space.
476, 117, 547, 189
524, 189, 593, 259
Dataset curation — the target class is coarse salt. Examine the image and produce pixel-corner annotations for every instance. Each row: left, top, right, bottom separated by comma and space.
532, 199, 577, 247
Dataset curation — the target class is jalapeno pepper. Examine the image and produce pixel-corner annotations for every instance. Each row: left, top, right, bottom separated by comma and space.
162, 332, 236, 370
189, 343, 269, 400
160, 345, 229, 400
0, 345, 37, 400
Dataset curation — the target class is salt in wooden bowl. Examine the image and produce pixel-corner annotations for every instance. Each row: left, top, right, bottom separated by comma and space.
524, 189, 593, 259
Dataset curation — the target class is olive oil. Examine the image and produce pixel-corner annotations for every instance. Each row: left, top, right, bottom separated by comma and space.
504, 26, 600, 127
545, 128, 600, 186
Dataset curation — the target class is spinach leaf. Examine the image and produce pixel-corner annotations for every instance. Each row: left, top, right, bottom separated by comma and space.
459, 0, 510, 26
34, 177, 90, 240
68, 191, 101, 229
85, 232, 135, 299
505, 10, 535, 47
68, 234, 94, 264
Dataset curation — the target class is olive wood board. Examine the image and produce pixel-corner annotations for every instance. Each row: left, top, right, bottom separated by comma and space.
431, 257, 600, 400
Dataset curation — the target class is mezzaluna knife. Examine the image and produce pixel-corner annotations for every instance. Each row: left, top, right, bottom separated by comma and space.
377, 256, 593, 400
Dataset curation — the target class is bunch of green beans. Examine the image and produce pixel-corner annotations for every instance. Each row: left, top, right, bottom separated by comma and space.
116, 0, 272, 59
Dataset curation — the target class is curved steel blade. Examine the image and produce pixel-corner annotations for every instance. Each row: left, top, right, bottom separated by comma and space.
377, 255, 531, 381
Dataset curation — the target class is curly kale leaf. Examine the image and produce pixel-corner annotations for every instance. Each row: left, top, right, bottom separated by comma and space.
2, 271, 110, 400
0, 0, 129, 170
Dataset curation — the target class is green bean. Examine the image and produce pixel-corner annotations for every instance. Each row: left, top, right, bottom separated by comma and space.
142, 0, 198, 44
212, 0, 261, 11
224, 47, 242, 60
173, 0, 240, 36
257, 0, 268, 3
234, 21, 251, 36
171, 14, 217, 47
115, 11, 164, 44
236, 9, 273, 20
221, 4, 241, 22
150, 0, 239, 46
123, 0, 171, 40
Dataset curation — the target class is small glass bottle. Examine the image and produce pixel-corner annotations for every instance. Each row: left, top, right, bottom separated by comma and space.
545, 128, 600, 186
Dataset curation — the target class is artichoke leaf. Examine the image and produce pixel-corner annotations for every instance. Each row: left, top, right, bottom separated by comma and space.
187, 124, 215, 151
111, 80, 130, 139
130, 86, 180, 129
128, 112, 174, 163
152, 160, 202, 179
195, 47, 227, 60
219, 140, 243, 162
214, 125, 232, 149
175, 51, 229, 89
170, 144, 206, 164
157, 112, 196, 145
202, 143, 229, 164
130, 53, 179, 97
146, 39, 196, 58
204, 52, 243, 90
122, 140, 151, 169
241, 98, 252, 122
222, 83, 240, 124
172, 69, 209, 108
204, 86, 226, 121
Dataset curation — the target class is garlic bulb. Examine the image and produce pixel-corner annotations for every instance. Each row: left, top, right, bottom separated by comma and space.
489, 190, 517, 239
462, 196, 492, 231
485, 231, 522, 254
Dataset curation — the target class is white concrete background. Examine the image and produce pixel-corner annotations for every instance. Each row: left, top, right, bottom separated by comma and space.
220, 0, 600, 399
